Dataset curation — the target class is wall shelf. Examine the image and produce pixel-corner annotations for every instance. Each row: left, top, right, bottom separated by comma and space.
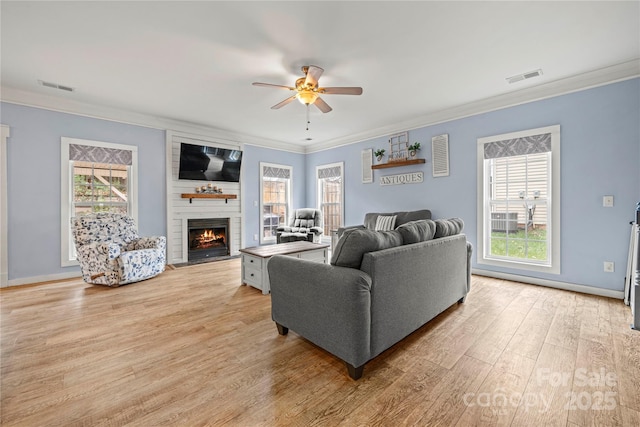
181, 193, 237, 204
371, 158, 426, 169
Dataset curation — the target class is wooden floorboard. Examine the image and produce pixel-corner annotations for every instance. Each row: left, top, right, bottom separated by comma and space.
1, 259, 638, 426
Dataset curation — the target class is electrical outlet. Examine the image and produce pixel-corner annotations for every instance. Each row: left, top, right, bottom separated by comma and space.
253, 234, 258, 241
604, 261, 615, 272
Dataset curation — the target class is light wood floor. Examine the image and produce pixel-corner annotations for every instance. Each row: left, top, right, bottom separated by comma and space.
1, 259, 639, 426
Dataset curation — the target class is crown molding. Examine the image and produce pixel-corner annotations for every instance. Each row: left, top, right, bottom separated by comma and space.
0, 86, 305, 153
2, 59, 637, 156
306, 59, 640, 153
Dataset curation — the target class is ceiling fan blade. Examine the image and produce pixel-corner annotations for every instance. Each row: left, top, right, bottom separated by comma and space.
304, 65, 324, 88
253, 82, 295, 90
319, 87, 363, 95
271, 96, 296, 110
313, 96, 332, 113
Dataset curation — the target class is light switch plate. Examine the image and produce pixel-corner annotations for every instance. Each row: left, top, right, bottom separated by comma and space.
603, 195, 614, 207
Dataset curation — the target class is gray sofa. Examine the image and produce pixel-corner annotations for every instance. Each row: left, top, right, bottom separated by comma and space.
268, 216, 472, 380
336, 209, 432, 238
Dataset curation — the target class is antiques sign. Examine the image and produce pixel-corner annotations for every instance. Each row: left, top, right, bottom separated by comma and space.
380, 172, 423, 186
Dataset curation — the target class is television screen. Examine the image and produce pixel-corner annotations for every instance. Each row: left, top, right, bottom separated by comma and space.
178, 143, 242, 182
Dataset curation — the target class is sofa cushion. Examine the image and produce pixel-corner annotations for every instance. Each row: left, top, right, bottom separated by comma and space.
396, 219, 437, 244
331, 228, 403, 268
374, 215, 397, 231
434, 218, 464, 238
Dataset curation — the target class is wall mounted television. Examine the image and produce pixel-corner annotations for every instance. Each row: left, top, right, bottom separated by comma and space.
178, 143, 242, 183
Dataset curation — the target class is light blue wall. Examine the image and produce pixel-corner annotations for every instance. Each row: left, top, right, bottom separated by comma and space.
1, 102, 167, 281
241, 144, 306, 247
306, 78, 640, 292
3, 78, 638, 292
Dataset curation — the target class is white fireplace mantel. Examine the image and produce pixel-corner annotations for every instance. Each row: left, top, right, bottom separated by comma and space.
165, 130, 243, 265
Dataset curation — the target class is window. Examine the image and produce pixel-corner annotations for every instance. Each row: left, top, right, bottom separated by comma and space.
260, 163, 292, 244
72, 162, 129, 216
477, 125, 560, 273
317, 162, 344, 239
61, 137, 138, 266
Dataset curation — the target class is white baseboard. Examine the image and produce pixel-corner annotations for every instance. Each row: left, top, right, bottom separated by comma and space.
472, 268, 625, 300
5, 271, 82, 288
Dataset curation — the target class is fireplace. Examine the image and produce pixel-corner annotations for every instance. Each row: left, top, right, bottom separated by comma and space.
187, 218, 229, 262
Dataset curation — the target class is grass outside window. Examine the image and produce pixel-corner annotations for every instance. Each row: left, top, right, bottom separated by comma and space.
490, 228, 547, 261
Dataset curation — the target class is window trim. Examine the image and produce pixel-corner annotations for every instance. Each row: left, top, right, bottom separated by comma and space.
259, 162, 292, 244
476, 125, 560, 274
60, 137, 138, 267
316, 162, 345, 243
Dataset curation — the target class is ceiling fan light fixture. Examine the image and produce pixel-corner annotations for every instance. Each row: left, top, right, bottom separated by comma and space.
254, 64, 361, 114
296, 90, 318, 105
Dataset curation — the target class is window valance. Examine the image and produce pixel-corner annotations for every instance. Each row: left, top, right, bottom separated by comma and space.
69, 144, 133, 165
317, 165, 342, 179
483, 133, 551, 159
262, 165, 291, 179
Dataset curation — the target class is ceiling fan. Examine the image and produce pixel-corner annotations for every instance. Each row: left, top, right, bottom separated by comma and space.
252, 65, 363, 114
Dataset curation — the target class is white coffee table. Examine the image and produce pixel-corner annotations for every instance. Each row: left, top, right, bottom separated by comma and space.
240, 241, 329, 294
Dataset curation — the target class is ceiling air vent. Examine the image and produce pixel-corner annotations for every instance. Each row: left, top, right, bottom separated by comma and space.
38, 80, 75, 92
506, 69, 543, 84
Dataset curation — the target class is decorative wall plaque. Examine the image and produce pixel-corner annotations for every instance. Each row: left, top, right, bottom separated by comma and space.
380, 171, 424, 186
361, 148, 373, 183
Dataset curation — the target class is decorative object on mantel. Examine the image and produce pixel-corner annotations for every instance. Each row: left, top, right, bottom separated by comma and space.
380, 172, 424, 186
374, 148, 386, 162
370, 131, 427, 169
181, 193, 237, 204
387, 131, 409, 163
195, 183, 223, 194
408, 142, 421, 158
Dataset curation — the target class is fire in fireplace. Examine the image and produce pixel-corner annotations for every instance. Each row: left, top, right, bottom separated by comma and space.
187, 218, 229, 262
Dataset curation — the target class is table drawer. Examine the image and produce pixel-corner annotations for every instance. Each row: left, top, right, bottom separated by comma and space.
243, 265, 263, 288
298, 249, 326, 263
242, 254, 262, 268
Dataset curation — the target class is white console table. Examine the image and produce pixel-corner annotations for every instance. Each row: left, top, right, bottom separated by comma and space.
240, 241, 329, 294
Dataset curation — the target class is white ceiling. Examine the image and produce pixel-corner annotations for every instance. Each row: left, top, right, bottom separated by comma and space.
1, 1, 639, 151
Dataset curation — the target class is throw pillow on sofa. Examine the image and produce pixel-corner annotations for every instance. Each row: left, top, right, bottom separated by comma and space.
396, 219, 437, 244
374, 215, 397, 231
331, 228, 403, 268
434, 218, 464, 238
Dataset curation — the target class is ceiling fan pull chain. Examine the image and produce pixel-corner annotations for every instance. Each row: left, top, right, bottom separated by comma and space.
306, 104, 311, 131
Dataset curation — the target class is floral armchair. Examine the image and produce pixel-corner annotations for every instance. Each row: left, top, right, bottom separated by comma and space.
71, 212, 166, 287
